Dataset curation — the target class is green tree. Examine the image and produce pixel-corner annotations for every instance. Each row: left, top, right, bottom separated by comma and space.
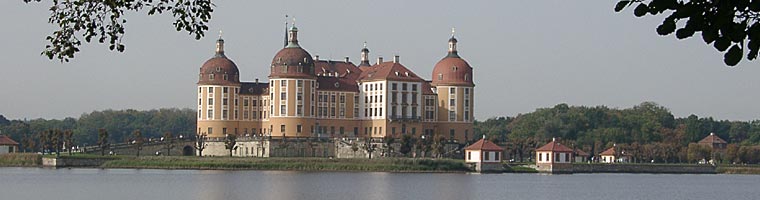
97, 129, 110, 156
23, 0, 214, 62
52, 129, 63, 158
615, 0, 760, 66
398, 134, 415, 156
132, 130, 144, 157
64, 130, 74, 156
687, 143, 711, 163
224, 134, 237, 157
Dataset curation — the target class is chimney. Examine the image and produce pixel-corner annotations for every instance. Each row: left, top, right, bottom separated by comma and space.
315, 55, 320, 60
393, 55, 399, 63
344, 57, 350, 62
255, 78, 259, 83
552, 137, 556, 142
377, 56, 383, 64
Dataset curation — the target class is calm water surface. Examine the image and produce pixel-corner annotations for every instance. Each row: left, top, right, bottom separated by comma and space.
1, 167, 758, 200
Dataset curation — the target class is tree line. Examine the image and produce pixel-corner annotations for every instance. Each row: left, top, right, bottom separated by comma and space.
474, 102, 760, 164
0, 108, 196, 152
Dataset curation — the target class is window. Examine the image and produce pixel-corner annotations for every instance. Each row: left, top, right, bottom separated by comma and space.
223, 98, 228, 106
450, 87, 456, 94
297, 80, 303, 87
208, 127, 213, 135
449, 111, 456, 121
340, 95, 345, 103
449, 99, 455, 106
412, 84, 417, 91
539, 153, 542, 161
244, 99, 249, 106
280, 105, 286, 115
208, 87, 214, 93
555, 153, 560, 162
281, 80, 287, 87
402, 83, 407, 90
340, 127, 344, 135
281, 92, 287, 100
198, 98, 202, 105
223, 74, 228, 80
223, 87, 228, 93
438, 74, 442, 80
392, 83, 398, 90
209, 74, 215, 80
467, 152, 471, 160
208, 98, 214, 105
281, 125, 286, 133
297, 125, 302, 133
496, 152, 500, 161
222, 110, 228, 119
449, 129, 455, 139
207, 110, 213, 119
222, 128, 227, 134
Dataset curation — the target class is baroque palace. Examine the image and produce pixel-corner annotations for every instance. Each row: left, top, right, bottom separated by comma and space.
196, 24, 475, 157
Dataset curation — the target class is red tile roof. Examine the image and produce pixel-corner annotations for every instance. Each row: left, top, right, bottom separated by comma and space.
574, 149, 589, 156
315, 60, 361, 80
600, 147, 616, 156
240, 82, 269, 95
464, 138, 503, 151
316, 76, 359, 92
536, 139, 574, 152
698, 133, 727, 145
0, 135, 19, 145
421, 81, 435, 95
358, 61, 425, 82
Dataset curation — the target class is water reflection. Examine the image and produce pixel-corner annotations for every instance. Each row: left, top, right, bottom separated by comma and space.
1, 168, 760, 200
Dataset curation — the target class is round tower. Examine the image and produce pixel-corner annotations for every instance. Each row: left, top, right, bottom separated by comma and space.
197, 33, 241, 139
432, 29, 475, 142
267, 24, 317, 137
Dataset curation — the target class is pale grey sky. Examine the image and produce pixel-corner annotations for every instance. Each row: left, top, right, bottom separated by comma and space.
0, 0, 758, 121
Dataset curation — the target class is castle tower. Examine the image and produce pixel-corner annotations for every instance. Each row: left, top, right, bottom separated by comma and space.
431, 29, 475, 142
197, 33, 242, 138
268, 23, 317, 137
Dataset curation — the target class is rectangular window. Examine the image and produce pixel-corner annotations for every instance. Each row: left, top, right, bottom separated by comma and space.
468, 152, 471, 160
207, 110, 213, 119
223, 87, 228, 93
297, 105, 303, 115
449, 111, 456, 121
297, 80, 303, 87
450, 87, 455, 94
340, 95, 345, 103
392, 83, 397, 90
244, 99, 249, 106
280, 105, 286, 115
281, 92, 287, 100
208, 98, 214, 105
402, 83, 407, 90
297, 125, 302, 133
208, 127, 213, 135
222, 110, 228, 119
281, 125, 286, 133
412, 84, 417, 91
223, 98, 228, 106
449, 129, 455, 139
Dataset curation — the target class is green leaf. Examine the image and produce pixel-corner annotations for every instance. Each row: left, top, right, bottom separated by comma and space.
634, 4, 649, 17
615, 1, 631, 12
702, 27, 718, 44
713, 36, 731, 52
724, 45, 742, 66
657, 20, 676, 36
675, 28, 694, 39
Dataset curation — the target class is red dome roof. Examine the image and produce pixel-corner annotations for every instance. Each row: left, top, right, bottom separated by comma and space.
198, 56, 240, 85
270, 47, 315, 79
432, 56, 473, 86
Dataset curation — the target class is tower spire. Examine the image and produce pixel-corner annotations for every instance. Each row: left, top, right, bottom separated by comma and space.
286, 17, 300, 48
215, 30, 225, 57
447, 27, 459, 58
360, 41, 370, 66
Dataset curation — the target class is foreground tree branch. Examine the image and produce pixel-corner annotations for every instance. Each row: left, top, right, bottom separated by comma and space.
23, 0, 214, 62
615, 0, 760, 66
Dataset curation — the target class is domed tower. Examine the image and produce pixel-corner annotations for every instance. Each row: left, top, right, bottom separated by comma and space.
432, 29, 475, 142
197, 34, 242, 139
267, 24, 317, 137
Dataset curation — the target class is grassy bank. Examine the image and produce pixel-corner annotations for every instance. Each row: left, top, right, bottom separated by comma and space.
102, 157, 470, 172
0, 153, 41, 167
716, 165, 760, 174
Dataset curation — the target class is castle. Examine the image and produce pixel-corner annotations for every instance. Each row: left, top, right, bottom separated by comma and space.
196, 23, 475, 157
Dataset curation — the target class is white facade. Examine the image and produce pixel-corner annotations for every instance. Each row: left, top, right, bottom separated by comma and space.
466, 150, 500, 163
0, 145, 15, 154
536, 151, 572, 164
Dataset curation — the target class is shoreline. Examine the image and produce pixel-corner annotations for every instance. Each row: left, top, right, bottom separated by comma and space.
3, 154, 760, 174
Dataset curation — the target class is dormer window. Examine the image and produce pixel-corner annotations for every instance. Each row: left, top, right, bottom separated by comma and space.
405, 72, 409, 77
395, 71, 399, 76
438, 74, 443, 80
223, 74, 228, 80
216, 67, 221, 72
464, 73, 469, 81
209, 74, 215, 80
452, 66, 458, 71
303, 57, 308, 63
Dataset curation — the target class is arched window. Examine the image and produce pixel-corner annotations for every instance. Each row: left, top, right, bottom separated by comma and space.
464, 73, 469, 81
438, 73, 443, 80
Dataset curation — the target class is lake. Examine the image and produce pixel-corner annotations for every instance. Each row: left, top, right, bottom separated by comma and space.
1, 167, 758, 200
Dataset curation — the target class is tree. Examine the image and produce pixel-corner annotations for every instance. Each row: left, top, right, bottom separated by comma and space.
132, 130, 144, 157
52, 129, 63, 158
38, 131, 49, 155
22, 0, 214, 62
97, 129, 110, 156
615, 0, 760, 66
362, 138, 376, 159
687, 143, 711, 163
431, 136, 447, 158
22, 133, 36, 153
399, 134, 415, 156
64, 130, 74, 156
195, 132, 208, 157
163, 131, 175, 156
383, 137, 396, 157
224, 134, 237, 157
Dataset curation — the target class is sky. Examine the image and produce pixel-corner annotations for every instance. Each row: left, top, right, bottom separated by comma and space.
0, 0, 758, 121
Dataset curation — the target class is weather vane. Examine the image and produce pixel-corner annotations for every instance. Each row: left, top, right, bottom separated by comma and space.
451, 27, 456, 37
219, 30, 223, 39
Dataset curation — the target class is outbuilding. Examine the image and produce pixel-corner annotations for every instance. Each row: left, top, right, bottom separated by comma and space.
0, 135, 19, 154
535, 138, 574, 173
464, 138, 504, 172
